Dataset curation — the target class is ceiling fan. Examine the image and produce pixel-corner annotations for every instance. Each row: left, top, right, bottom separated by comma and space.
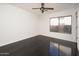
32, 3, 54, 13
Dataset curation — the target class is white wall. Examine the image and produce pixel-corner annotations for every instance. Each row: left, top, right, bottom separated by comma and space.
0, 4, 38, 46
39, 9, 77, 42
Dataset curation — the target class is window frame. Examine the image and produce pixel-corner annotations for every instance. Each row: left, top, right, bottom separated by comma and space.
49, 15, 72, 34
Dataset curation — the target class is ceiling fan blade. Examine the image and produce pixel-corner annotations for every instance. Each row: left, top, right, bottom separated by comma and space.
44, 8, 54, 10
32, 8, 40, 9
41, 3, 44, 7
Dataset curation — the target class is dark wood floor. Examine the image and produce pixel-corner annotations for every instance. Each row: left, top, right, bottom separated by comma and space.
0, 35, 77, 56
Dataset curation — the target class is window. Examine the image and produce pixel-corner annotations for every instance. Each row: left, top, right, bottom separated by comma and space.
50, 15, 72, 34
50, 18, 59, 32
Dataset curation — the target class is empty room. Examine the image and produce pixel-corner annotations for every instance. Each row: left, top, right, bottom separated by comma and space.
0, 3, 79, 56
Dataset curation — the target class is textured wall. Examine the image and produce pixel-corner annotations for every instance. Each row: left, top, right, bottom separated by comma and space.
0, 4, 38, 46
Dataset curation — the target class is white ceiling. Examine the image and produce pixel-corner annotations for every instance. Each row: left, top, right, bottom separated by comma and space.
10, 3, 79, 15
